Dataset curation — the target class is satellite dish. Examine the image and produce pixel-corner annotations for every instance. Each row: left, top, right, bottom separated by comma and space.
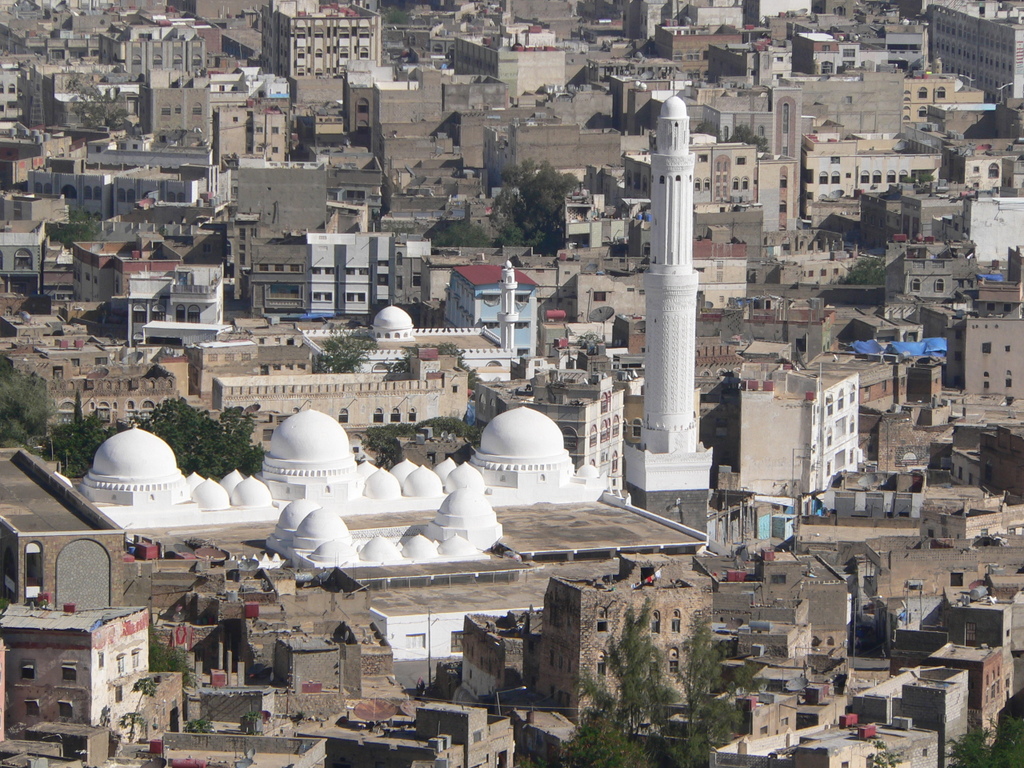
352, 699, 399, 723
589, 306, 615, 322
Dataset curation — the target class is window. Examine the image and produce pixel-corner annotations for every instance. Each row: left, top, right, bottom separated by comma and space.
671, 610, 681, 633
934, 279, 945, 293
597, 652, 607, 676
339, 409, 349, 423
62, 664, 77, 682
21, 661, 35, 680
770, 574, 787, 584
597, 620, 608, 632
390, 408, 401, 423
407, 633, 426, 649
951, 572, 964, 587
451, 631, 464, 652
651, 611, 661, 633
669, 648, 679, 674
966, 621, 977, 645
989, 163, 1000, 179
982, 342, 992, 354
910, 278, 921, 291
372, 408, 384, 424
98, 652, 104, 669
131, 649, 140, 670
117, 654, 126, 675
58, 701, 73, 720
25, 700, 39, 716
115, 685, 123, 703
593, 291, 607, 302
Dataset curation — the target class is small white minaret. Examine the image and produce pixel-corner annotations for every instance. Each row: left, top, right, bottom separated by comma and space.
498, 260, 519, 353
624, 94, 712, 528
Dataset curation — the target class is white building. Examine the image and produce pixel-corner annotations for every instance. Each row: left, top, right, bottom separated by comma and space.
624, 95, 713, 528
930, 2, 1024, 100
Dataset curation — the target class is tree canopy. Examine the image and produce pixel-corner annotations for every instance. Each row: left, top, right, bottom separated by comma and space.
842, 255, 886, 285
0, 357, 51, 448
134, 398, 264, 478
47, 411, 116, 477
949, 716, 1024, 768
47, 208, 101, 249
492, 161, 578, 255
430, 221, 493, 248
68, 76, 130, 130
729, 124, 769, 152
314, 331, 377, 373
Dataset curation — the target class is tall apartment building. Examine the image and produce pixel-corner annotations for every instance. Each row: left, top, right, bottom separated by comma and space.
262, 0, 382, 78
99, 25, 207, 77
929, 1, 1024, 100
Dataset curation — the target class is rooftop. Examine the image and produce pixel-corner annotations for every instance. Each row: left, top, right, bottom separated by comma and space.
0, 604, 143, 632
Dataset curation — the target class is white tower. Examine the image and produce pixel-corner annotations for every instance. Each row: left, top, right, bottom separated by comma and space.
498, 260, 519, 353
624, 95, 712, 526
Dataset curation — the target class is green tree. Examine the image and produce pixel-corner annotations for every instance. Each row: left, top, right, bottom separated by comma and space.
314, 331, 377, 373
383, 6, 409, 24
842, 255, 886, 285
387, 342, 479, 389
149, 630, 195, 687
581, 600, 678, 736
67, 75, 130, 130
492, 161, 578, 255
694, 121, 721, 139
119, 712, 147, 742
47, 208, 102, 249
729, 124, 769, 152
0, 357, 51, 447
47, 412, 116, 478
184, 718, 214, 733
949, 716, 1024, 768
670, 614, 741, 768
362, 424, 416, 469
869, 739, 903, 768
560, 717, 653, 768
431, 221, 494, 248
134, 399, 264, 479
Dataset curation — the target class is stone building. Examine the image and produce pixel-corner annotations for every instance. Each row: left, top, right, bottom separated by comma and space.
459, 612, 536, 703
533, 554, 712, 717
262, 0, 381, 78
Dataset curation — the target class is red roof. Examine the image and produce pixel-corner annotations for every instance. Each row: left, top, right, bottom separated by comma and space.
453, 264, 537, 286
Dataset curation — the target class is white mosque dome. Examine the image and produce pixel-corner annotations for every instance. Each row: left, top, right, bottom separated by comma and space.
230, 476, 273, 508
402, 466, 444, 498
434, 488, 498, 528
437, 535, 479, 557
186, 472, 206, 491
220, 469, 245, 494
577, 464, 600, 479
364, 469, 402, 500
91, 428, 181, 483
309, 538, 358, 566
275, 499, 321, 540
443, 462, 486, 493
359, 536, 405, 564
293, 509, 351, 551
192, 479, 231, 511
661, 94, 687, 119
390, 459, 418, 485
433, 457, 457, 481
356, 461, 378, 478
401, 534, 439, 560
269, 410, 351, 464
372, 305, 414, 334
477, 408, 567, 463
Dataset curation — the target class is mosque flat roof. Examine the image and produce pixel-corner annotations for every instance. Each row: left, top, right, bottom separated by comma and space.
0, 451, 112, 534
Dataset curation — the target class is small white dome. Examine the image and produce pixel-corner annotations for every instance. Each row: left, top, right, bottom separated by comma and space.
372, 305, 414, 333
293, 509, 351, 550
433, 457, 457, 481
577, 464, 600, 479
309, 538, 358, 566
220, 469, 245, 494
443, 462, 486, 493
437, 535, 479, 557
359, 536, 405, 563
276, 499, 321, 532
192, 479, 231, 510
402, 466, 444, 498
186, 472, 206, 490
390, 459, 419, 485
401, 534, 439, 560
356, 461, 378, 478
230, 476, 273, 508
434, 488, 498, 528
91, 428, 180, 482
268, 410, 351, 464
661, 94, 687, 119
364, 469, 402, 500
478, 408, 566, 461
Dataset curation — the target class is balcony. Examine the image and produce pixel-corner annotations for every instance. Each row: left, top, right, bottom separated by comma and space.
171, 282, 218, 296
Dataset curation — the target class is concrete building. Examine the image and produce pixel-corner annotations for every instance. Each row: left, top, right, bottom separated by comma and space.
445, 265, 538, 358
452, 35, 566, 97
99, 24, 207, 76
0, 221, 43, 295
930, 2, 1024, 100
262, 0, 381, 78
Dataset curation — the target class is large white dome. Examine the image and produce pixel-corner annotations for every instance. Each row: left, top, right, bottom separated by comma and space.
443, 462, 486, 493
364, 469, 402, 500
277, 499, 322, 532
437, 535, 479, 557
91, 428, 181, 482
402, 466, 444, 498
373, 305, 414, 333
269, 410, 351, 464
359, 536, 405, 564
476, 408, 567, 463
661, 94, 687, 119
192, 479, 230, 511
293, 509, 351, 551
230, 476, 273, 508
309, 538, 358, 566
402, 534, 439, 560
434, 488, 498, 529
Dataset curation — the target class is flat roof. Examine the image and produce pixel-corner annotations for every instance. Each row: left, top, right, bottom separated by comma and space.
0, 604, 142, 632
0, 451, 115, 533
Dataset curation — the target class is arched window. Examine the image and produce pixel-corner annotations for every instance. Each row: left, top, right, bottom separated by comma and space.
373, 408, 384, 423
703, 179, 711, 190
872, 172, 882, 184
782, 102, 791, 133
612, 452, 619, 473
632, 418, 642, 439
407, 408, 417, 422
126, 189, 136, 203
911, 278, 921, 291
186, 305, 200, 323
899, 170, 910, 180
93, 186, 102, 199
819, 172, 829, 184
175, 305, 185, 322
821, 61, 834, 74
918, 87, 928, 98
84, 186, 93, 200
25, 542, 43, 596
742, 177, 750, 190
671, 610, 682, 632
758, 125, 765, 137
887, 171, 897, 183
830, 172, 840, 184
339, 408, 349, 423
597, 651, 607, 676
918, 106, 928, 117
668, 648, 679, 674
390, 408, 401, 423
117, 189, 126, 203
989, 163, 1000, 179
589, 425, 598, 448
934, 278, 945, 293
659, 175, 665, 184
936, 87, 946, 99
651, 611, 661, 634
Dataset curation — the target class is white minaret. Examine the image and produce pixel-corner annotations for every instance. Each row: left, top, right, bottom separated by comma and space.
624, 95, 712, 525
498, 260, 519, 353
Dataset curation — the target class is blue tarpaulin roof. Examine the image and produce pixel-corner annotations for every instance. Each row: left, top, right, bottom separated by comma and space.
850, 337, 946, 357
978, 274, 1005, 281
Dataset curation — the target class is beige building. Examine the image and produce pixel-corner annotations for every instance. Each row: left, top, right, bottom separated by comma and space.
213, 105, 289, 163
452, 36, 566, 97
262, 0, 382, 78
903, 74, 985, 123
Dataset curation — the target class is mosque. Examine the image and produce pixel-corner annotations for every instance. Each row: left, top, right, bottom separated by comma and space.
76, 404, 608, 568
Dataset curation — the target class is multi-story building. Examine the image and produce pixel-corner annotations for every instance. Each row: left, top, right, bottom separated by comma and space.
445, 265, 538, 358
930, 2, 1024, 100
474, 370, 625, 486
99, 24, 207, 77
262, 0, 382, 78
903, 73, 985, 123
0, 221, 44, 295
452, 35, 566, 97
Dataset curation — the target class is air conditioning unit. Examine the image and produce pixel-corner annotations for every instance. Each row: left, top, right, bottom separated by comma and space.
892, 717, 913, 730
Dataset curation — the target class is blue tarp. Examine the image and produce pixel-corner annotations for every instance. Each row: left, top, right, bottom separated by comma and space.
978, 273, 1005, 281
850, 337, 946, 357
